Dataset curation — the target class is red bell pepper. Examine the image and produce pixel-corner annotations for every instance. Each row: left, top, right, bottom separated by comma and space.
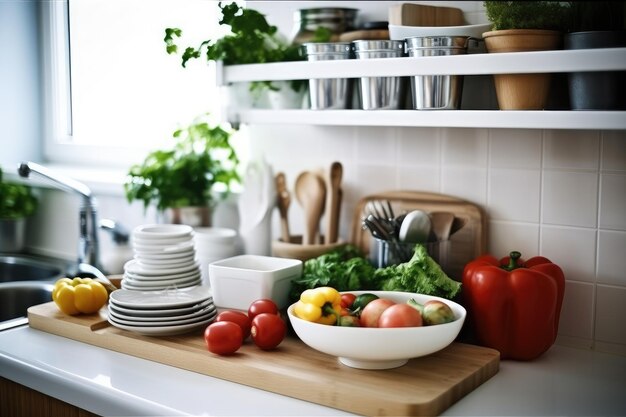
462, 251, 565, 360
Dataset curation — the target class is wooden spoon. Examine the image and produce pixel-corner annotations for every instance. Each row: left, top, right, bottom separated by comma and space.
295, 171, 327, 245
324, 162, 343, 244
429, 212, 455, 242
275, 172, 291, 242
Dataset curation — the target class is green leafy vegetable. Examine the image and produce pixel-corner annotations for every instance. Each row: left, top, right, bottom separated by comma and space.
379, 244, 461, 298
291, 244, 462, 302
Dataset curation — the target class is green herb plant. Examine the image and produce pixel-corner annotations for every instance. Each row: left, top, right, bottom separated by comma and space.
124, 114, 240, 212
164, 2, 304, 93
483, 1, 569, 31
0, 166, 38, 219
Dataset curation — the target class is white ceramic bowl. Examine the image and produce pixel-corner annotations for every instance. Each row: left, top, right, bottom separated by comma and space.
287, 291, 466, 370
388, 23, 492, 40
209, 255, 302, 310
133, 224, 194, 240
193, 227, 237, 246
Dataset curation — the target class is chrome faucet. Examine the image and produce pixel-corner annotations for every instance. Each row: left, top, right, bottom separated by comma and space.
17, 161, 102, 273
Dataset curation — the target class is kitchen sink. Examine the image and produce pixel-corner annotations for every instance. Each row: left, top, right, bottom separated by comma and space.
0, 254, 73, 327
0, 281, 54, 322
0, 254, 69, 283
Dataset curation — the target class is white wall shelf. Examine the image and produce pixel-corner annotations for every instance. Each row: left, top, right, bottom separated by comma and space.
218, 48, 626, 130
228, 110, 626, 131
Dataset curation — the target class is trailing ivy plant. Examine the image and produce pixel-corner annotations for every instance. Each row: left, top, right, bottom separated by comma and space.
124, 114, 240, 212
164, 2, 304, 93
483, 1, 569, 31
0, 166, 38, 219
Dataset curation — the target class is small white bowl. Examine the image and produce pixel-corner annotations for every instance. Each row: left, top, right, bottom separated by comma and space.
133, 224, 194, 240
209, 255, 302, 310
287, 291, 466, 370
193, 227, 237, 245
388, 23, 492, 41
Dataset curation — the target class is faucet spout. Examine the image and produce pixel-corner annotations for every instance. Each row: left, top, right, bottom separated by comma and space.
18, 161, 102, 272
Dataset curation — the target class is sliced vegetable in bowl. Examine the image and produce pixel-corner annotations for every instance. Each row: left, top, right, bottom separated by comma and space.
287, 291, 466, 370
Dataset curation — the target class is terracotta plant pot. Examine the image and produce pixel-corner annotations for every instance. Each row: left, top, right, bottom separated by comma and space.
482, 29, 562, 110
168, 206, 212, 227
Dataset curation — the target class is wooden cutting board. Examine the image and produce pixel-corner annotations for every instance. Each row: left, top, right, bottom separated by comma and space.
28, 302, 499, 417
388, 3, 465, 27
351, 191, 488, 280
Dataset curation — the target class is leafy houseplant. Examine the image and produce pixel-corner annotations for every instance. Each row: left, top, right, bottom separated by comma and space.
164, 2, 305, 107
482, 1, 569, 110
124, 114, 240, 226
0, 166, 38, 252
564, 1, 626, 110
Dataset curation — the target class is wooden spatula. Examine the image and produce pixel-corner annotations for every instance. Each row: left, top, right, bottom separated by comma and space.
275, 172, 291, 242
325, 162, 343, 244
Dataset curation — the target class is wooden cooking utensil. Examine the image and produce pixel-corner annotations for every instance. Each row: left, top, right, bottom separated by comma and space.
430, 212, 455, 242
295, 171, 327, 245
275, 172, 291, 242
325, 162, 343, 244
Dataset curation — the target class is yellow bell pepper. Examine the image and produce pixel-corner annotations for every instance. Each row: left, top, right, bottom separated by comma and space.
52, 277, 109, 315
293, 286, 342, 325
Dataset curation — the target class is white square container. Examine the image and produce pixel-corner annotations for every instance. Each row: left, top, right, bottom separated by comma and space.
208, 255, 303, 310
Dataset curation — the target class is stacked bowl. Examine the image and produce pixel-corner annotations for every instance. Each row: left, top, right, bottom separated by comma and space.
193, 227, 239, 285
122, 224, 202, 291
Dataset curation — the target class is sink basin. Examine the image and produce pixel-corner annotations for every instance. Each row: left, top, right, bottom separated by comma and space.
0, 281, 54, 322
0, 254, 69, 283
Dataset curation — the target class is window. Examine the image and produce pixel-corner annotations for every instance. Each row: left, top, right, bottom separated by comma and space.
43, 0, 231, 168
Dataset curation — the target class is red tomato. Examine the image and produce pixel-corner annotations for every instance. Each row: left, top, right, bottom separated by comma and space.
378, 304, 423, 328
248, 299, 279, 320
340, 293, 357, 309
215, 310, 252, 340
360, 298, 395, 327
250, 313, 286, 350
204, 321, 242, 355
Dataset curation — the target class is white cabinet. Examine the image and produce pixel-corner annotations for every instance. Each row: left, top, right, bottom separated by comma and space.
218, 47, 626, 130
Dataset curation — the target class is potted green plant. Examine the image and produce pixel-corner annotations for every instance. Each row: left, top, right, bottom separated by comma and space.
164, 2, 305, 109
0, 166, 38, 253
564, 1, 626, 110
482, 1, 569, 110
124, 114, 240, 227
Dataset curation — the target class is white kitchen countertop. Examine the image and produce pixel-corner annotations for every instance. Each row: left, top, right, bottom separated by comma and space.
1, 323, 625, 417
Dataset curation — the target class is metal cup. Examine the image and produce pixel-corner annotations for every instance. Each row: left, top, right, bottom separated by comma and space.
302, 42, 353, 110
405, 36, 470, 110
352, 40, 407, 110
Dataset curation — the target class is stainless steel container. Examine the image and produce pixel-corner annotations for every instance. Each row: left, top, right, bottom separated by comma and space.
370, 238, 451, 271
292, 8, 358, 44
405, 36, 470, 110
352, 40, 407, 110
302, 42, 353, 110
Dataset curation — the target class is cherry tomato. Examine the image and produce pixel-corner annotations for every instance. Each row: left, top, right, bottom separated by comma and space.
378, 304, 423, 328
204, 321, 242, 355
360, 298, 395, 327
248, 299, 279, 320
215, 310, 252, 341
340, 293, 357, 309
250, 313, 286, 350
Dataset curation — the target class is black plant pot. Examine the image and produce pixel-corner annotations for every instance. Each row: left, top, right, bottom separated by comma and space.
564, 31, 626, 110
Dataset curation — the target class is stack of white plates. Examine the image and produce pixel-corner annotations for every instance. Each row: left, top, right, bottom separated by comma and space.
107, 285, 215, 336
122, 224, 202, 291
